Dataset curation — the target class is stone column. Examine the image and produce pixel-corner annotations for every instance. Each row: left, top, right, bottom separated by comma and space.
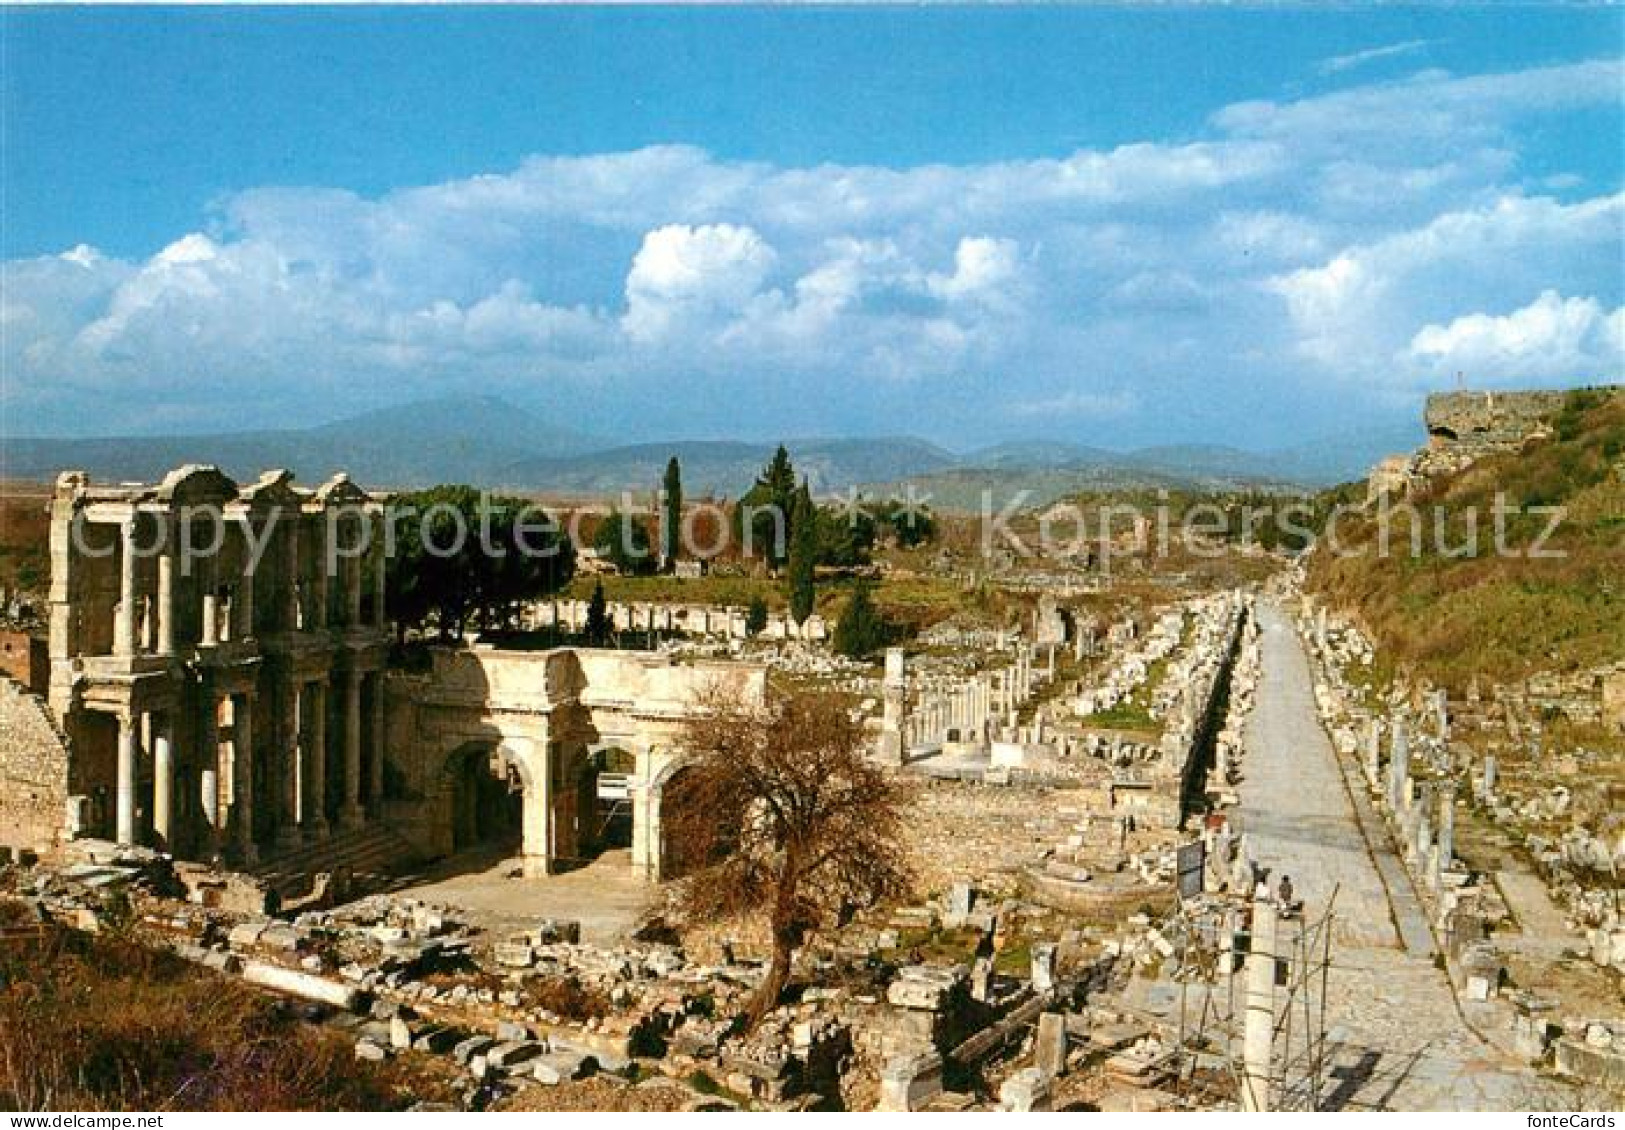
368, 672, 385, 814
1365, 717, 1382, 788
1437, 783, 1455, 869
1388, 713, 1409, 811
199, 694, 220, 857
346, 519, 363, 626
1413, 796, 1432, 866
152, 711, 174, 848
274, 679, 302, 851
879, 647, 907, 765
1241, 893, 1278, 1112
201, 549, 220, 647
232, 692, 258, 865
339, 670, 364, 828
234, 519, 256, 641
371, 520, 387, 627
309, 518, 329, 629
115, 519, 138, 657
302, 681, 328, 840
115, 710, 138, 845
281, 512, 300, 630
155, 531, 176, 655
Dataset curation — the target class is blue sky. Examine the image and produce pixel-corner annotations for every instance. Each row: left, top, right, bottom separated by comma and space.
2, 6, 1621, 449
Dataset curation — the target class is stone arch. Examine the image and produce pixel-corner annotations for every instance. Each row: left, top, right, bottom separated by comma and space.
430, 736, 546, 871
439, 740, 526, 853
629, 754, 713, 882
588, 740, 640, 850
656, 763, 709, 881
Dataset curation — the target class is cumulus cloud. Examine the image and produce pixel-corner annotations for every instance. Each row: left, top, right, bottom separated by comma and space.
1407, 290, 1625, 383
623, 223, 778, 343
1269, 192, 1624, 383
1, 56, 1617, 443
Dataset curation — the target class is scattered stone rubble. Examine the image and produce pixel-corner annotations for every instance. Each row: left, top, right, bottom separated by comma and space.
1298, 587, 1625, 1091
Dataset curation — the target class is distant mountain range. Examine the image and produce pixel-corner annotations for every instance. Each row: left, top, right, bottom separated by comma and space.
501, 436, 959, 498
0, 396, 601, 488
2, 394, 1419, 503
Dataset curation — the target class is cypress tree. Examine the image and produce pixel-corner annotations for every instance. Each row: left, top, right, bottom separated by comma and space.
787, 483, 816, 624
832, 583, 891, 658
662, 456, 683, 570
736, 445, 798, 567
585, 579, 611, 644
745, 594, 769, 637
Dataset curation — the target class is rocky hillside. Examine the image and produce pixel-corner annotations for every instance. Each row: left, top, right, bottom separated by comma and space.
1306, 387, 1624, 691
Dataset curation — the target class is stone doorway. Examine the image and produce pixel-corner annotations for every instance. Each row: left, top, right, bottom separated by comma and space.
594, 745, 637, 851
447, 743, 524, 854
657, 765, 709, 880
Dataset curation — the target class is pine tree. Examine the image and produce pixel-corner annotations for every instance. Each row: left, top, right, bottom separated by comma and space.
787, 483, 816, 624
585, 579, 612, 644
736, 445, 798, 567
662, 457, 683, 570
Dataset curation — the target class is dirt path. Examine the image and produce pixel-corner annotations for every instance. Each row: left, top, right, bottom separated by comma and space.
1233, 601, 1556, 1110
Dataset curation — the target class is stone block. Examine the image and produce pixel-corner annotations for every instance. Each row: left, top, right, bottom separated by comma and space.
533, 1050, 595, 1085
1000, 1066, 1054, 1112
493, 941, 535, 968
886, 964, 965, 1011
452, 1035, 495, 1066
413, 1026, 462, 1054
496, 1019, 531, 1042
227, 921, 267, 950
877, 1052, 943, 1112
389, 1016, 414, 1050
487, 1040, 545, 1071
1036, 1012, 1068, 1078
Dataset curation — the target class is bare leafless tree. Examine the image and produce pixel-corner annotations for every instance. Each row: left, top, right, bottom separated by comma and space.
669, 685, 913, 1029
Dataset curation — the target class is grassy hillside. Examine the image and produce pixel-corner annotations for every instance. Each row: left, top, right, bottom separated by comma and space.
0, 915, 454, 1111
1307, 388, 1624, 691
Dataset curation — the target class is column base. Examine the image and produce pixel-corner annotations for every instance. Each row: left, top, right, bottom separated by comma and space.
338, 806, 366, 831
234, 842, 259, 867
304, 816, 330, 843
273, 826, 302, 853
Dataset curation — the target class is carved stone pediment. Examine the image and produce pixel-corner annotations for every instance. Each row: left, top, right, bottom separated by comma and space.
311, 472, 373, 509
152, 464, 239, 507
237, 468, 305, 510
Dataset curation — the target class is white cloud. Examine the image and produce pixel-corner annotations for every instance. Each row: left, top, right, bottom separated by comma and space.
1009, 390, 1138, 420
1269, 192, 1624, 379
1407, 290, 1625, 382
1318, 39, 1437, 76
1, 57, 1617, 443
623, 222, 777, 343
927, 237, 1022, 305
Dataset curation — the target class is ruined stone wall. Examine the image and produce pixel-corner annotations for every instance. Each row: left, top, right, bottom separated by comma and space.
1603, 669, 1625, 733
1371, 386, 1618, 500
899, 779, 1083, 895
0, 629, 46, 692
0, 675, 71, 853
1424, 389, 1573, 449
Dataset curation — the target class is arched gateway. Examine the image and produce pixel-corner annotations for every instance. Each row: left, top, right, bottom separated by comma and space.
383, 646, 766, 881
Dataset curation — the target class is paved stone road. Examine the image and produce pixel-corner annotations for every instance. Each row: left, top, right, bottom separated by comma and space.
1234, 600, 1558, 1110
